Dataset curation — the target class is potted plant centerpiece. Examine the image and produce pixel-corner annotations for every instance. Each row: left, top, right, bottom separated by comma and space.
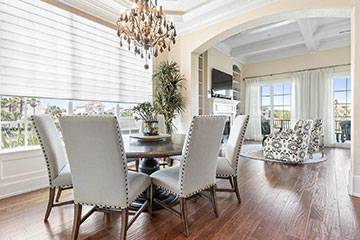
132, 101, 159, 136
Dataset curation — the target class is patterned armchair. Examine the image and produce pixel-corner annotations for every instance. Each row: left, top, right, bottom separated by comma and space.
308, 119, 323, 158
263, 120, 313, 163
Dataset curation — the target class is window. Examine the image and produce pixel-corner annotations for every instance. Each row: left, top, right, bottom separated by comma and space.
261, 82, 291, 132
0, 0, 151, 150
333, 76, 351, 142
0, 96, 140, 150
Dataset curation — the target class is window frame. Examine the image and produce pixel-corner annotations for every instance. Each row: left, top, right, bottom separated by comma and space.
260, 79, 291, 132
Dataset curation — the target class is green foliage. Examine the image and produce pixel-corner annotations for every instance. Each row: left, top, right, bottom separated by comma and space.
46, 105, 65, 120
153, 61, 185, 133
132, 101, 157, 121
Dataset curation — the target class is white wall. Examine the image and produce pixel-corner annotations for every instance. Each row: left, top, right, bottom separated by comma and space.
0, 147, 48, 199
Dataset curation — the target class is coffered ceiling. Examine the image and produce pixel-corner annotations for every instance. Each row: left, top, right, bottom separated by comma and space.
215, 17, 351, 65
50, 0, 277, 35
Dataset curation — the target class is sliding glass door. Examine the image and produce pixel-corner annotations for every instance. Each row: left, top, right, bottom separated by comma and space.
261, 82, 291, 133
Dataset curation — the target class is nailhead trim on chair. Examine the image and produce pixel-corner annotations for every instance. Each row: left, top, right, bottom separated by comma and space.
216, 115, 249, 178
178, 115, 226, 196
32, 115, 73, 189
153, 182, 216, 198
60, 115, 148, 209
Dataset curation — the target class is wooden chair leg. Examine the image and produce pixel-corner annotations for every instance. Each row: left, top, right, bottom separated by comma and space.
55, 187, 62, 202
233, 176, 241, 204
120, 208, 129, 240
229, 177, 234, 189
180, 198, 189, 237
210, 186, 219, 218
72, 204, 82, 240
147, 185, 153, 216
44, 188, 56, 222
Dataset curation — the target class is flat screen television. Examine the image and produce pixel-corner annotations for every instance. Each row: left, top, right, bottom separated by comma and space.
212, 68, 233, 97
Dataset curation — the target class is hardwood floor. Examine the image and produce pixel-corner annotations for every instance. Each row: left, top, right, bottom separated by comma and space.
1, 147, 360, 240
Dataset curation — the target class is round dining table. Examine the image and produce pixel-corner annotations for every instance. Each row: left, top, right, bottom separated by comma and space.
123, 134, 186, 210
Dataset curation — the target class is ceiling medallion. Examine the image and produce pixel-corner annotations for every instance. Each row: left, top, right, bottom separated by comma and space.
116, 0, 177, 69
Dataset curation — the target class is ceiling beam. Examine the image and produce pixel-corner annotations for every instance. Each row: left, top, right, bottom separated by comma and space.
297, 18, 318, 53
231, 34, 304, 57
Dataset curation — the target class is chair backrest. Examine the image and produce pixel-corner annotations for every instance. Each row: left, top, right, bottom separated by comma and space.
308, 119, 323, 153
226, 115, 250, 170
59, 116, 129, 208
261, 120, 270, 135
32, 115, 68, 188
293, 120, 302, 131
179, 115, 226, 196
157, 114, 166, 134
340, 120, 351, 140
294, 119, 313, 159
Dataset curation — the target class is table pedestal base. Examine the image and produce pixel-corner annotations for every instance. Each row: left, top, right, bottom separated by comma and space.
130, 157, 178, 210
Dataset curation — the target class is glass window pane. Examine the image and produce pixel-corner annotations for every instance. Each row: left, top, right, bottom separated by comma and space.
261, 97, 271, 106
273, 84, 283, 95
73, 101, 102, 116
27, 122, 39, 146
334, 78, 347, 91
103, 102, 117, 115
27, 98, 43, 116
1, 122, 25, 149
334, 92, 347, 104
261, 106, 271, 120
347, 91, 352, 104
347, 77, 351, 91
261, 86, 271, 96
283, 106, 291, 121
284, 95, 291, 105
284, 83, 291, 94
273, 106, 283, 120
274, 95, 283, 106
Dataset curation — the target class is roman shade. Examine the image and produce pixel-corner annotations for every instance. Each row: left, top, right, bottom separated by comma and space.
0, 0, 152, 103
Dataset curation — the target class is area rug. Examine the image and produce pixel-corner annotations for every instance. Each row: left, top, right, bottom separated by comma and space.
240, 144, 327, 164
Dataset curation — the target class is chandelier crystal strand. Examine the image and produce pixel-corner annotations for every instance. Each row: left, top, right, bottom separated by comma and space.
116, 0, 177, 69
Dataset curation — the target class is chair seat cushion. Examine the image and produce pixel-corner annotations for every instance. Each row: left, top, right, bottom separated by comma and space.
150, 166, 180, 196
216, 157, 236, 177
53, 164, 72, 187
128, 172, 151, 204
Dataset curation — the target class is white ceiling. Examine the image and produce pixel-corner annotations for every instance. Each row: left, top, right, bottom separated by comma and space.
51, 0, 277, 35
215, 17, 351, 65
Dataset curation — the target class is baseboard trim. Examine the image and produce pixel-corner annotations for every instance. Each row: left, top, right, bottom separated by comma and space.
0, 175, 48, 199
348, 171, 360, 197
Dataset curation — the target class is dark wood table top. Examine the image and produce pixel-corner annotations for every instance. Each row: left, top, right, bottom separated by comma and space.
123, 134, 186, 158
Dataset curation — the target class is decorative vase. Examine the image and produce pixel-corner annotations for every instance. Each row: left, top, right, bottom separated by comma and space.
143, 121, 159, 136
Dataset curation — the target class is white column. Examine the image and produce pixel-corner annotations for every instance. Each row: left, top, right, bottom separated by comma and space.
349, 6, 360, 196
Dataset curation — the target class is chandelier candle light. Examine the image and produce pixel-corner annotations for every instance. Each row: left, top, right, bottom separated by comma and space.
116, 0, 177, 69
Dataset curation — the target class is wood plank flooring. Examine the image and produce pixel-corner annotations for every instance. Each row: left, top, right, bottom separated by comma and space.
1, 147, 360, 240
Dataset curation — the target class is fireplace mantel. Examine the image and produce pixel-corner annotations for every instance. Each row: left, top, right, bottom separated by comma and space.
209, 98, 240, 121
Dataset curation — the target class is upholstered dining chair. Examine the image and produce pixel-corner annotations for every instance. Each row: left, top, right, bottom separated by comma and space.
216, 115, 249, 203
151, 115, 226, 237
59, 116, 152, 240
31, 115, 73, 222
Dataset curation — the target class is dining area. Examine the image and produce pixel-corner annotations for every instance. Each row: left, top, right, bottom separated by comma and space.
31, 113, 249, 240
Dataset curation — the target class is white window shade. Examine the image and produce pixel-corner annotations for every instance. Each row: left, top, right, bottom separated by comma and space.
0, 0, 152, 103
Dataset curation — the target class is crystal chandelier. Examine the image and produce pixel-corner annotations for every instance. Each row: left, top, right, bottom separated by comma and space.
116, 0, 177, 69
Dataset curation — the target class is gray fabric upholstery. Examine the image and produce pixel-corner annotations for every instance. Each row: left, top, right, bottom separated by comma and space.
151, 116, 226, 197
32, 115, 72, 188
59, 116, 150, 209
263, 120, 313, 163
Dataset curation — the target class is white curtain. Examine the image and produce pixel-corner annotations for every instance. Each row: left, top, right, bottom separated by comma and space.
291, 68, 335, 146
245, 77, 262, 141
